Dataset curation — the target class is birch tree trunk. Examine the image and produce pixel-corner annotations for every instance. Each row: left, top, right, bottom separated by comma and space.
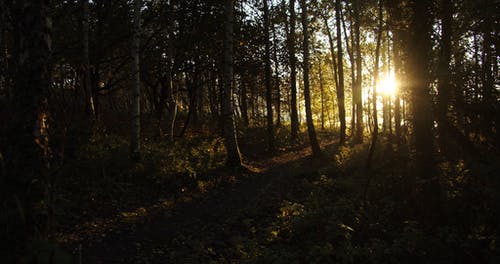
272, 17, 281, 128
263, 0, 275, 151
223, 0, 242, 167
157, 0, 177, 141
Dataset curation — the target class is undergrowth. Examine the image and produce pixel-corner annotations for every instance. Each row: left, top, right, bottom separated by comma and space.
53, 133, 226, 234
248, 140, 500, 264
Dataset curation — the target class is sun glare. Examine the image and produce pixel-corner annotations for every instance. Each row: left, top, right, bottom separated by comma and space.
379, 73, 397, 96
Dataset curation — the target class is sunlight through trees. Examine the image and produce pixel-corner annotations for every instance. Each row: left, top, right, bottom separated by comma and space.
0, 0, 498, 262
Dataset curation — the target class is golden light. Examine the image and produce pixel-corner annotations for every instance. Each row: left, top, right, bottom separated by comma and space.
379, 73, 397, 97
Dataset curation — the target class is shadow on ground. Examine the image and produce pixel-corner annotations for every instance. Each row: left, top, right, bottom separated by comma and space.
62, 142, 337, 263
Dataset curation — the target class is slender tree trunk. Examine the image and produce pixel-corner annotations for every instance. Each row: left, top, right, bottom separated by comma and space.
365, 0, 383, 172
354, 0, 363, 143
82, 0, 95, 118
0, 0, 5, 94
92, 1, 106, 119
157, 1, 176, 141
223, 0, 242, 167
300, 0, 321, 156
364, 0, 383, 204
393, 32, 402, 144
322, 14, 339, 98
264, 0, 275, 151
340, 8, 357, 140
131, 0, 141, 159
289, 0, 299, 141
335, 0, 346, 144
165, 1, 177, 142
240, 80, 249, 126
272, 18, 281, 128
322, 13, 341, 134
383, 30, 391, 139
319, 64, 325, 130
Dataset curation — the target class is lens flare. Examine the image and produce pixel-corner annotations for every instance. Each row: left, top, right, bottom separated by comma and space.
379, 73, 397, 96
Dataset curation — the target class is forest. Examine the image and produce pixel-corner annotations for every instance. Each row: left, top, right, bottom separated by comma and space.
0, 0, 499, 263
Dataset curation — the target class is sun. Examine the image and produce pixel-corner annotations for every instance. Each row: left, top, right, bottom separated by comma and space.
379, 73, 397, 97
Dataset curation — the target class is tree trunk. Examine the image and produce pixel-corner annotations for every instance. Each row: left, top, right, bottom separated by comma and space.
335, 0, 346, 144
240, 79, 249, 126
82, 0, 95, 118
4, 0, 52, 258
322, 14, 339, 101
0, 0, 5, 95
410, 0, 435, 175
264, 0, 275, 151
340, 7, 357, 140
223, 0, 242, 167
299, 0, 321, 156
158, 1, 177, 142
272, 17, 281, 128
393, 32, 402, 144
354, 0, 363, 143
364, 0, 383, 204
288, 0, 299, 141
409, 0, 440, 222
365, 0, 383, 172
131, 0, 141, 159
319, 64, 325, 130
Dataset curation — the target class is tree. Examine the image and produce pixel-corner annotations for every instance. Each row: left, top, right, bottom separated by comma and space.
321, 10, 340, 114
387, 0, 403, 145
82, 0, 95, 118
223, 0, 243, 167
271, 7, 281, 128
319, 61, 326, 130
365, 0, 383, 174
408, 0, 441, 222
299, 0, 321, 156
288, 0, 299, 141
158, 0, 177, 142
353, 0, 363, 143
0, 0, 8, 95
131, 0, 141, 159
3, 0, 52, 258
264, 0, 276, 152
335, 0, 346, 144
409, 0, 435, 176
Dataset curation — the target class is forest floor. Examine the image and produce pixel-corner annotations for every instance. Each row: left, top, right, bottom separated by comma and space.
59, 140, 338, 263
52, 131, 500, 264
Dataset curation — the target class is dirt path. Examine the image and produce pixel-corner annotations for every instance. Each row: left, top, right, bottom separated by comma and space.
71, 143, 332, 263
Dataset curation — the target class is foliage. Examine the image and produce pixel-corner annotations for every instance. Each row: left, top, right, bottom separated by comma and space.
53, 133, 226, 232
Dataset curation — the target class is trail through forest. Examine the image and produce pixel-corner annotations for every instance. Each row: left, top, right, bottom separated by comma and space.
2, 0, 498, 262
66, 141, 334, 263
